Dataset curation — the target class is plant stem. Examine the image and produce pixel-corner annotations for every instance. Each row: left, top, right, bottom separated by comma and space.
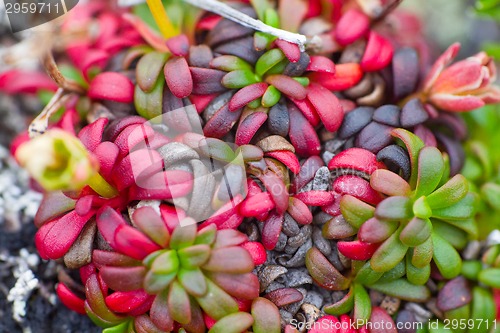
146, 0, 179, 39
182, 0, 309, 51
88, 172, 119, 198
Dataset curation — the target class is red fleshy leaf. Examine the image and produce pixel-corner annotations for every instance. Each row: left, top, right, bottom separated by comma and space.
79, 263, 96, 285
334, 9, 370, 46
294, 191, 335, 207
289, 97, 320, 126
360, 32, 394, 72
56, 283, 86, 315
95, 207, 126, 247
287, 197, 313, 225
166, 34, 190, 57
160, 204, 186, 233
229, 83, 268, 111
80, 49, 109, 78
113, 123, 156, 158
0, 70, 57, 94
106, 116, 147, 142
132, 206, 170, 247
241, 242, 267, 266
164, 57, 193, 98
368, 307, 398, 333
93, 142, 120, 180
196, 14, 222, 31
113, 224, 162, 260
75, 195, 94, 216
235, 112, 268, 146
35, 210, 95, 260
92, 250, 141, 269
203, 312, 217, 330
262, 212, 284, 250
333, 176, 384, 206
307, 83, 344, 132
275, 39, 301, 63
266, 75, 307, 100
203, 102, 242, 138
307, 56, 336, 74
200, 194, 244, 229
321, 191, 342, 217
190, 94, 217, 113
218, 213, 244, 230
309, 63, 363, 91
265, 151, 301, 174
239, 192, 275, 217
88, 72, 134, 103
257, 170, 289, 215
129, 170, 193, 200
105, 290, 153, 314
337, 240, 380, 260
112, 149, 164, 191
328, 148, 384, 175
289, 104, 321, 157
78, 118, 109, 152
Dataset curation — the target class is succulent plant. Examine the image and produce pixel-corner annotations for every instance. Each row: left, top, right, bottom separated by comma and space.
334, 129, 476, 280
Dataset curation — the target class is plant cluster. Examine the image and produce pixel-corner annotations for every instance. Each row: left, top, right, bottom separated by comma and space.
2, 0, 500, 332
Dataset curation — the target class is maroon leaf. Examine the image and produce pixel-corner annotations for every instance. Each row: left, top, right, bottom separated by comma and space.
291, 156, 324, 192
287, 197, 313, 225
262, 212, 284, 250
78, 118, 109, 152
105, 289, 152, 314
203, 246, 254, 274
289, 104, 321, 157
164, 57, 193, 98
333, 175, 384, 206
190, 67, 227, 95
209, 272, 260, 300
166, 34, 190, 56
275, 39, 301, 63
203, 102, 242, 138
100, 266, 146, 291
265, 151, 301, 174
306, 56, 336, 74
289, 97, 320, 126
266, 75, 307, 100
229, 83, 268, 111
264, 288, 304, 307
235, 112, 268, 145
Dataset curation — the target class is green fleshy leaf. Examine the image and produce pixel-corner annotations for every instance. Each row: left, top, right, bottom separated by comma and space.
250, 0, 272, 21
444, 305, 470, 333
353, 284, 371, 324
481, 182, 500, 210
251, 297, 281, 333
151, 250, 179, 274
461, 260, 482, 280
431, 193, 476, 221
247, 97, 262, 109
263, 8, 280, 27
134, 77, 164, 119
413, 196, 432, 220
354, 261, 383, 285
195, 225, 217, 246
377, 261, 406, 283
85, 275, 124, 323
324, 287, 355, 315
406, 253, 430, 285
178, 244, 211, 269
432, 220, 469, 249
415, 147, 445, 197
265, 58, 288, 75
483, 245, 500, 266
102, 321, 132, 333
208, 312, 254, 333
255, 49, 286, 77
432, 232, 462, 279
210, 56, 253, 72
369, 279, 430, 302
371, 226, 409, 273
293, 77, 310, 87
170, 224, 197, 250
370, 169, 412, 197
144, 270, 177, 294
340, 195, 375, 229
391, 129, 425, 189
375, 196, 413, 221
60, 65, 88, 89
470, 286, 496, 333
478, 268, 500, 288
261, 85, 282, 107
400, 217, 432, 247
427, 175, 469, 209
412, 236, 433, 268
178, 268, 207, 297
168, 281, 191, 324
254, 32, 275, 50
222, 70, 260, 89
196, 278, 239, 320
85, 304, 124, 328
136, 51, 170, 92
443, 218, 478, 239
